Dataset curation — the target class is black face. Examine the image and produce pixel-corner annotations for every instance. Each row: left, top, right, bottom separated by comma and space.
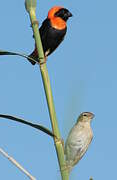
54, 8, 72, 21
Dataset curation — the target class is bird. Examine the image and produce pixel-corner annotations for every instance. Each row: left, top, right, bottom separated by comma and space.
64, 112, 94, 172
28, 6, 72, 65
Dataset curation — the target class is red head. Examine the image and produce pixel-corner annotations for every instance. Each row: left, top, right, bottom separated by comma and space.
47, 6, 72, 30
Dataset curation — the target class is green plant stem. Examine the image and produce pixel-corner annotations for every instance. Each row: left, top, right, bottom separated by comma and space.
28, 8, 69, 180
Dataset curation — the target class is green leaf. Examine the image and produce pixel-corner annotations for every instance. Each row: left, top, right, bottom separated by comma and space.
0, 114, 55, 138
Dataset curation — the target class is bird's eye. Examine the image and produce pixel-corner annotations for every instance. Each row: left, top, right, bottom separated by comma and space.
83, 114, 87, 117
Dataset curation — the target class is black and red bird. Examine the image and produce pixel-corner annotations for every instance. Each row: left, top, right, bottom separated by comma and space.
28, 6, 72, 65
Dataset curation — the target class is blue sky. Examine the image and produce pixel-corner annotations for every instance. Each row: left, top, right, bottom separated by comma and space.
0, 0, 117, 179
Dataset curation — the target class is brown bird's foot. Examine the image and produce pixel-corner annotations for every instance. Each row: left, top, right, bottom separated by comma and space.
44, 56, 47, 63
30, 20, 39, 27
54, 137, 65, 149
61, 164, 71, 173
39, 56, 47, 65
61, 139, 65, 151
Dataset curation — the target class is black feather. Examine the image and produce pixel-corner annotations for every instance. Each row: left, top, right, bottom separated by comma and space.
28, 19, 67, 65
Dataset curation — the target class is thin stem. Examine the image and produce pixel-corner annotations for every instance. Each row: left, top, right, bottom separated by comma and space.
40, 64, 60, 137
40, 63, 69, 178
0, 148, 36, 180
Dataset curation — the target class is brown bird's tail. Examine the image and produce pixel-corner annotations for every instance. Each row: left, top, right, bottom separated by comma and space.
27, 48, 38, 65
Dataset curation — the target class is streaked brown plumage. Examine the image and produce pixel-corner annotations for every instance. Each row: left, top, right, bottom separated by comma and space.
65, 112, 94, 172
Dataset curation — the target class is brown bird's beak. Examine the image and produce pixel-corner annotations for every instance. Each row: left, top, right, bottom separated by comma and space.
90, 113, 95, 119
84, 112, 95, 119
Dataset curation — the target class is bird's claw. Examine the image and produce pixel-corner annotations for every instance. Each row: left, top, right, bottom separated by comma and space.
39, 56, 47, 65
30, 20, 39, 27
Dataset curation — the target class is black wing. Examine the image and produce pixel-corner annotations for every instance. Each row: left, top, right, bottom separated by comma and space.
39, 18, 67, 56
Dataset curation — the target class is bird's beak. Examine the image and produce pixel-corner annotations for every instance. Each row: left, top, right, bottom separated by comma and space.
91, 113, 95, 119
68, 11, 73, 17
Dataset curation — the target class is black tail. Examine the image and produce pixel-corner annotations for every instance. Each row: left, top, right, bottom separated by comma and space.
27, 48, 39, 65
0, 50, 37, 65
27, 53, 37, 65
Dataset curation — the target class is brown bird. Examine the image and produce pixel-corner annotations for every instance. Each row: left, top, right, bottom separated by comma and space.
65, 112, 94, 172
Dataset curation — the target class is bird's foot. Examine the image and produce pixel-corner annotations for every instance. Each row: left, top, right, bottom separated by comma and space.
54, 137, 65, 150
61, 164, 71, 173
30, 20, 39, 27
39, 56, 47, 65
